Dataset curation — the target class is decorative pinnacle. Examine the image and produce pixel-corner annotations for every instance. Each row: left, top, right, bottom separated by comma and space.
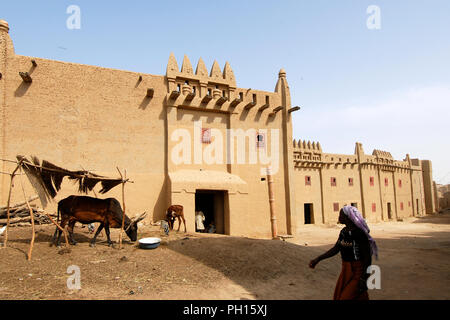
0, 20, 9, 33
278, 68, 286, 78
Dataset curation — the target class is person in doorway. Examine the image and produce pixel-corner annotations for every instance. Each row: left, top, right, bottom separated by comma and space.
309, 205, 378, 300
207, 222, 216, 233
195, 211, 205, 233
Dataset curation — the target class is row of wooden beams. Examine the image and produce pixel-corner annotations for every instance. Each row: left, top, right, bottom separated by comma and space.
166, 92, 302, 117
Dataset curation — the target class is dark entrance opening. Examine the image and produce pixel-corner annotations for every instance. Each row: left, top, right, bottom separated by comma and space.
304, 203, 314, 224
416, 199, 419, 216
387, 202, 392, 220
195, 190, 227, 234
351, 202, 358, 208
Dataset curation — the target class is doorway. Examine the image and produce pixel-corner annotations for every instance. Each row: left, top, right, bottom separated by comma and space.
387, 202, 392, 220
195, 190, 227, 234
304, 203, 314, 224
351, 203, 358, 208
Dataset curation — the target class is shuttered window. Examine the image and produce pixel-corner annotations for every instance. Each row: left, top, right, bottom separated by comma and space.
331, 177, 337, 187
305, 176, 311, 186
333, 203, 339, 212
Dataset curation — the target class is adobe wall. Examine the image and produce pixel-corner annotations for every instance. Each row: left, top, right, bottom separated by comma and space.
421, 160, 436, 214
0, 22, 168, 221
321, 153, 362, 223
0, 21, 299, 238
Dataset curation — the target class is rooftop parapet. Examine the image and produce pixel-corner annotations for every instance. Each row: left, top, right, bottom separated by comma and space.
372, 149, 393, 159
166, 53, 237, 90
293, 139, 322, 153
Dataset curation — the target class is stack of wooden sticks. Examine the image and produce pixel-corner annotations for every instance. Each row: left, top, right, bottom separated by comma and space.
0, 195, 55, 227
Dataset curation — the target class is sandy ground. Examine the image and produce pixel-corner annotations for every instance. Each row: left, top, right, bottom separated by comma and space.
0, 210, 449, 300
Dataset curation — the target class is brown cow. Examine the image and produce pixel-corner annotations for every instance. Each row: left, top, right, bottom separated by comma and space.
52, 195, 146, 247
166, 204, 186, 232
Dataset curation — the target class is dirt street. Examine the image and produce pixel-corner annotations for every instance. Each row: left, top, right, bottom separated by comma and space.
0, 211, 449, 300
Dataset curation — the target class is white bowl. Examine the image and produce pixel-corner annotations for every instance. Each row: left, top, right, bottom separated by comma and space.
138, 237, 161, 249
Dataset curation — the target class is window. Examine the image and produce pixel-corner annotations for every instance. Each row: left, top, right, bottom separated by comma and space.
192, 86, 196, 94
400, 202, 404, 210
222, 90, 226, 98
201, 128, 211, 144
305, 176, 311, 186
372, 203, 376, 212
348, 178, 353, 186
385, 178, 389, 186
370, 177, 375, 186
331, 177, 337, 187
333, 203, 339, 212
265, 95, 270, 105
207, 88, 212, 96
398, 179, 402, 188
252, 93, 257, 104
256, 132, 265, 148
177, 84, 181, 92
239, 92, 244, 100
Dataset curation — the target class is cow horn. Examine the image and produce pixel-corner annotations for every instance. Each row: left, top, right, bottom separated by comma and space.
132, 211, 147, 224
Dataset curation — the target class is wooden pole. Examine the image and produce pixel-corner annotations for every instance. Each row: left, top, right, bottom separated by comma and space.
266, 167, 278, 239
19, 167, 35, 261
2, 161, 23, 248
44, 213, 69, 247
117, 167, 126, 249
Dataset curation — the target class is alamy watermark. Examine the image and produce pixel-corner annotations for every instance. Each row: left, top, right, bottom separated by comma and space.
367, 265, 381, 290
67, 265, 81, 290
66, 5, 81, 30
366, 5, 381, 30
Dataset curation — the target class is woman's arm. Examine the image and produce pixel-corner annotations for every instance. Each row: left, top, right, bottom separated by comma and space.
309, 241, 340, 269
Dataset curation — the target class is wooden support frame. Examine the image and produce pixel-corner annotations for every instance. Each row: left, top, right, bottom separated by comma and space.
2, 160, 23, 247
19, 167, 36, 260
1, 159, 70, 255
116, 167, 129, 250
0, 157, 129, 259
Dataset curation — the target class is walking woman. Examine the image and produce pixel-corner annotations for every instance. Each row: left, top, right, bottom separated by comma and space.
309, 205, 378, 300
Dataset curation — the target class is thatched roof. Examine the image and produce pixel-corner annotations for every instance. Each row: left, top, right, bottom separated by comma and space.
17, 155, 123, 208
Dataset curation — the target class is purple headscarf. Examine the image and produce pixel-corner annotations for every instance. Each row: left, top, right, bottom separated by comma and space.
342, 205, 378, 260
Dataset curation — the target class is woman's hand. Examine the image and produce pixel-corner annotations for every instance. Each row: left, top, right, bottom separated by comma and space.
309, 258, 320, 269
